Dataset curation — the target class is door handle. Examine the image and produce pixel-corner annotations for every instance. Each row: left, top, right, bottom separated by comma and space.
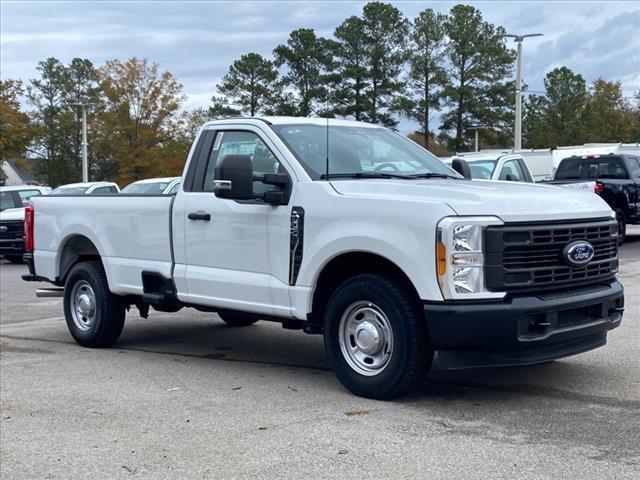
188, 211, 211, 221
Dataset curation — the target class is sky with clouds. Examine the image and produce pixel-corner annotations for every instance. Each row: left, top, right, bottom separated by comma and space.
1, 0, 639, 134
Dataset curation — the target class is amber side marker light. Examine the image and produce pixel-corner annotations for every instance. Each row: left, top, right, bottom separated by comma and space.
437, 241, 447, 276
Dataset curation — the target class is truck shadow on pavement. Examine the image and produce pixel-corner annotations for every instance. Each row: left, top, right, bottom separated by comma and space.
113, 316, 637, 409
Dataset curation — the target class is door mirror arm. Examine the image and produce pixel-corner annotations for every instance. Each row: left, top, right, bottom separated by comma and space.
254, 172, 291, 205
255, 172, 289, 187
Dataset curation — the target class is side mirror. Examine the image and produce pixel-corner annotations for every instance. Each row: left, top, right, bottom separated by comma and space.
505, 174, 514, 182
214, 155, 253, 200
452, 159, 472, 179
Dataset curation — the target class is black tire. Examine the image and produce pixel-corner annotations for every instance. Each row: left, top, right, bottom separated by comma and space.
63, 261, 125, 347
218, 311, 259, 327
615, 209, 626, 246
4, 255, 23, 264
324, 274, 432, 400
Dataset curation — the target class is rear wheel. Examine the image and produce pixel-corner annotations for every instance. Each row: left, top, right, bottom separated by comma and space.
615, 209, 626, 246
63, 261, 125, 347
217, 311, 259, 327
324, 274, 432, 399
4, 255, 23, 264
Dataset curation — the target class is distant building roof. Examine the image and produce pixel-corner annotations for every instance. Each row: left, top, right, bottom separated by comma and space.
9, 161, 35, 183
0, 159, 37, 186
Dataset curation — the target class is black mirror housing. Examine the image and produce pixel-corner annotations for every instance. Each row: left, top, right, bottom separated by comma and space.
452, 158, 472, 180
214, 155, 254, 200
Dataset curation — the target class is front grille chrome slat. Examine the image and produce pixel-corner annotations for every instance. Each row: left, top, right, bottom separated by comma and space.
485, 219, 618, 292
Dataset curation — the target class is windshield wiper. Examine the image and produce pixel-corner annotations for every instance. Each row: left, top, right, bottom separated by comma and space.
320, 172, 417, 180
406, 173, 461, 180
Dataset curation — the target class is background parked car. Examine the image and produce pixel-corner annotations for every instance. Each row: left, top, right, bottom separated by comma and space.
120, 177, 181, 195
0, 185, 51, 263
445, 153, 535, 183
49, 182, 119, 195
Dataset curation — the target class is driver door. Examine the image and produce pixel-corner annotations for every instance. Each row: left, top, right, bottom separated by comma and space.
177, 127, 293, 317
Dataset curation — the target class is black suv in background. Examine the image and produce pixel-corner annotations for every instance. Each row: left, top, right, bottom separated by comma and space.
547, 154, 640, 244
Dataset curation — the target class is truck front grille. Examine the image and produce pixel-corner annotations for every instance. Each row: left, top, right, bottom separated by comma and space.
0, 220, 24, 240
484, 219, 618, 292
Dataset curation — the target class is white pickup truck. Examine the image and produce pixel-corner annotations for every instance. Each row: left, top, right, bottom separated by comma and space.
23, 117, 625, 399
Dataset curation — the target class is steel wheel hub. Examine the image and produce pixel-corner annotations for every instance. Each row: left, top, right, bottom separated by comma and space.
338, 301, 394, 376
70, 280, 97, 332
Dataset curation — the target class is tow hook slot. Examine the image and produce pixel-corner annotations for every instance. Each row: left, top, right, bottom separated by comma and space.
530, 318, 551, 329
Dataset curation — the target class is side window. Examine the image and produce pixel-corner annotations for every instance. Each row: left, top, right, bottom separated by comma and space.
499, 160, 526, 182
109, 186, 119, 193
167, 182, 180, 195
91, 186, 112, 194
203, 131, 283, 197
517, 159, 532, 182
17, 189, 42, 206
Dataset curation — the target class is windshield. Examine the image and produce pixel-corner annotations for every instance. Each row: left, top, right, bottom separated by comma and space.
0, 191, 18, 211
50, 186, 89, 195
271, 124, 457, 180
121, 182, 170, 194
466, 160, 497, 179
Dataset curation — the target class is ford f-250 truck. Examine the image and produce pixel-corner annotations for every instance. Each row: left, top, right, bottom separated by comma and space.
23, 117, 624, 399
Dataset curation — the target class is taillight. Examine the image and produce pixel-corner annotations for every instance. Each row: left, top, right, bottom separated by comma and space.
594, 182, 604, 195
24, 205, 34, 253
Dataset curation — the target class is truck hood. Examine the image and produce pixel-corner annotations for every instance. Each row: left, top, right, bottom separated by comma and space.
0, 207, 26, 222
330, 179, 613, 222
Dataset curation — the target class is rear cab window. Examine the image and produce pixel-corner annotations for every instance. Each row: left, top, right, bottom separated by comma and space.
555, 156, 629, 180
17, 189, 43, 205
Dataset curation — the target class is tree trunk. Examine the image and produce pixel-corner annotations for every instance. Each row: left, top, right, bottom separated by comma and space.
355, 78, 361, 121
371, 78, 378, 124
424, 76, 429, 148
456, 95, 463, 147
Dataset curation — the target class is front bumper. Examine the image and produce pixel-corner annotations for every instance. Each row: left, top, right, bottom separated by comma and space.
0, 238, 24, 256
425, 280, 624, 369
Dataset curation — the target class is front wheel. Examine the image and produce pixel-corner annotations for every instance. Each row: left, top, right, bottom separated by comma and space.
324, 274, 432, 399
63, 261, 125, 347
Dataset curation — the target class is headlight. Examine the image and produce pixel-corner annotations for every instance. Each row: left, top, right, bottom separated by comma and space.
436, 216, 506, 300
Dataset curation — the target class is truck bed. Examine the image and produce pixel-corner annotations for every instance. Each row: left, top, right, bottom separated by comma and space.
32, 194, 174, 295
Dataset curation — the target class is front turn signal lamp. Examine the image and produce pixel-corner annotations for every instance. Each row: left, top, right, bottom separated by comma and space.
436, 216, 506, 301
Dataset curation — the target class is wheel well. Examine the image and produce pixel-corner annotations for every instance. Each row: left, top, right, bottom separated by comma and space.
58, 235, 101, 284
309, 252, 420, 330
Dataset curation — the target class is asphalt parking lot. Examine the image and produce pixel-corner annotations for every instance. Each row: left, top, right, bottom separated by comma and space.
1, 227, 639, 479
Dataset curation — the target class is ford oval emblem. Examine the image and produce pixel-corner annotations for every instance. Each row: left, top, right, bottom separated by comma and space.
563, 241, 595, 267
0, 225, 7, 233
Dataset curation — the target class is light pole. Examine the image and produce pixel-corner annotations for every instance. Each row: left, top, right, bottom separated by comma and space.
502, 33, 543, 150
67, 101, 95, 182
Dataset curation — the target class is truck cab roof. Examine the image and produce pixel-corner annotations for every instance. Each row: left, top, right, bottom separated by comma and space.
203, 116, 382, 129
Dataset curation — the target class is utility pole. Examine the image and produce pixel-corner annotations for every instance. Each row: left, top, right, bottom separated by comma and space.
68, 101, 94, 182
502, 33, 543, 150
